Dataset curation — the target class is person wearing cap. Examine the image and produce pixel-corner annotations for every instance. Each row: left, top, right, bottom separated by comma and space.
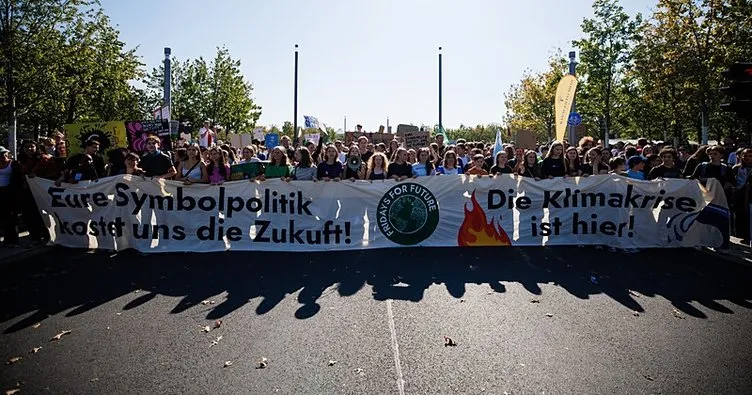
626, 156, 646, 180
0, 146, 23, 247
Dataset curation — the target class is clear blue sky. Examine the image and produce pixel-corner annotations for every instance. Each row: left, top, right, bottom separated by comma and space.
101, 0, 655, 132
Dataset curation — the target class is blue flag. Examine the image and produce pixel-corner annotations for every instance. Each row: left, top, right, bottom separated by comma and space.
304, 115, 319, 129
493, 129, 504, 160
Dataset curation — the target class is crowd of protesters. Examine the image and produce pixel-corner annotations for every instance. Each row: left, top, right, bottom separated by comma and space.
1, 126, 750, 248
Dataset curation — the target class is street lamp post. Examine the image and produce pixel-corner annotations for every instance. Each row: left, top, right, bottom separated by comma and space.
164, 48, 171, 120
293, 44, 299, 146
438, 47, 443, 131
568, 51, 578, 146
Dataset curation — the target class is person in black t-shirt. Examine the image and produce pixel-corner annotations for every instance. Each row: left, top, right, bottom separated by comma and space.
140, 136, 177, 178
580, 147, 609, 176
541, 142, 566, 179
65, 139, 106, 178
690, 145, 735, 189
490, 151, 513, 175
387, 148, 414, 180
648, 147, 683, 179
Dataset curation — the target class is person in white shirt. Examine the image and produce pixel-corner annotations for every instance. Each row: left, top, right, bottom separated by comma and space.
199, 121, 216, 148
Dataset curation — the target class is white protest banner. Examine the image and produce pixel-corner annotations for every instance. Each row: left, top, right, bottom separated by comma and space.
28, 175, 729, 253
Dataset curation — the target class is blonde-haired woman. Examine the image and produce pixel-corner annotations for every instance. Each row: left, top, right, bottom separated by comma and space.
366, 152, 389, 180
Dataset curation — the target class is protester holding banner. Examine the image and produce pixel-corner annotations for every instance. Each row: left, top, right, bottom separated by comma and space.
564, 147, 582, 177
542, 142, 566, 179
626, 156, 646, 180
317, 145, 344, 181
490, 151, 513, 175
56, 154, 98, 185
436, 150, 463, 175
466, 154, 489, 176
580, 147, 609, 176
258, 146, 292, 180
123, 153, 145, 176
648, 147, 683, 179
387, 148, 414, 181
412, 148, 436, 177
206, 147, 230, 185
65, 139, 105, 179
344, 146, 366, 180
366, 152, 389, 180
517, 150, 542, 180
140, 136, 177, 179
291, 147, 317, 181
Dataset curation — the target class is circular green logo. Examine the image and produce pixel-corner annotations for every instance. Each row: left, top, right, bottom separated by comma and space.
377, 183, 440, 245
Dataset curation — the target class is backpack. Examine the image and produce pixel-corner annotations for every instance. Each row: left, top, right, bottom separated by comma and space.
699, 162, 727, 178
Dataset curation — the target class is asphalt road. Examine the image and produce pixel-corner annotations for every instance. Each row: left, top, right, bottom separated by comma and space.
1, 246, 752, 394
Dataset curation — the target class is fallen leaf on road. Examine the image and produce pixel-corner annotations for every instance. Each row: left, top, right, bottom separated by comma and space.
5, 389, 20, 395
90, 378, 99, 382
32, 323, 41, 329
50, 330, 72, 341
328, 360, 337, 366
545, 313, 554, 317
628, 290, 641, 297
256, 357, 268, 369
518, 363, 526, 367
30, 347, 42, 354
116, 313, 122, 316
134, 290, 140, 294
643, 374, 655, 381
632, 311, 640, 317
223, 361, 233, 368
201, 300, 216, 305
209, 335, 223, 347
530, 299, 540, 303
5, 357, 22, 365
444, 336, 457, 347
201, 325, 211, 333
487, 291, 494, 295
213, 320, 222, 329
354, 368, 364, 374
672, 309, 685, 319
459, 299, 466, 303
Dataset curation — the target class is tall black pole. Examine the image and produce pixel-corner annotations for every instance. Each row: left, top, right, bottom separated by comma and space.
438, 46, 443, 130
293, 44, 299, 146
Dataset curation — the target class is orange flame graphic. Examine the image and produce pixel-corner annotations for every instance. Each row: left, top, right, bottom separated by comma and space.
457, 191, 512, 246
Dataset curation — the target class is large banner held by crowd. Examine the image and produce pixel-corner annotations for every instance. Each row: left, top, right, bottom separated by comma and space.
28, 175, 730, 253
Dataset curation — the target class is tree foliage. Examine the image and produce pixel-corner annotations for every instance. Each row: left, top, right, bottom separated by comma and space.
504, 53, 568, 143
144, 46, 261, 134
503, 0, 752, 144
0, 0, 142, 140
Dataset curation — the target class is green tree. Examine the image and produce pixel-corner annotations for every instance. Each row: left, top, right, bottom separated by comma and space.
281, 121, 294, 138
504, 53, 567, 142
573, 0, 642, 141
1, 0, 142, 146
144, 46, 261, 133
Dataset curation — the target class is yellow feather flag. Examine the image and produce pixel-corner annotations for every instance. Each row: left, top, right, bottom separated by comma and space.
554, 75, 578, 142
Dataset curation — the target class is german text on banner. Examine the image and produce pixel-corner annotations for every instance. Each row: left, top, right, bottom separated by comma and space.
28, 175, 730, 253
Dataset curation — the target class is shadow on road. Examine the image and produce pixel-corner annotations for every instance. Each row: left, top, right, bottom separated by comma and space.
2, 246, 751, 333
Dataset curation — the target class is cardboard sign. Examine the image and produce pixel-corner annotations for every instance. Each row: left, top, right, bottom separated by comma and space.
515, 130, 537, 150
228, 133, 242, 149
240, 133, 253, 148
396, 124, 419, 135
402, 131, 430, 149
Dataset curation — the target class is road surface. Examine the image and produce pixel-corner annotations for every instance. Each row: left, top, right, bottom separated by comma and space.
2, 246, 751, 394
